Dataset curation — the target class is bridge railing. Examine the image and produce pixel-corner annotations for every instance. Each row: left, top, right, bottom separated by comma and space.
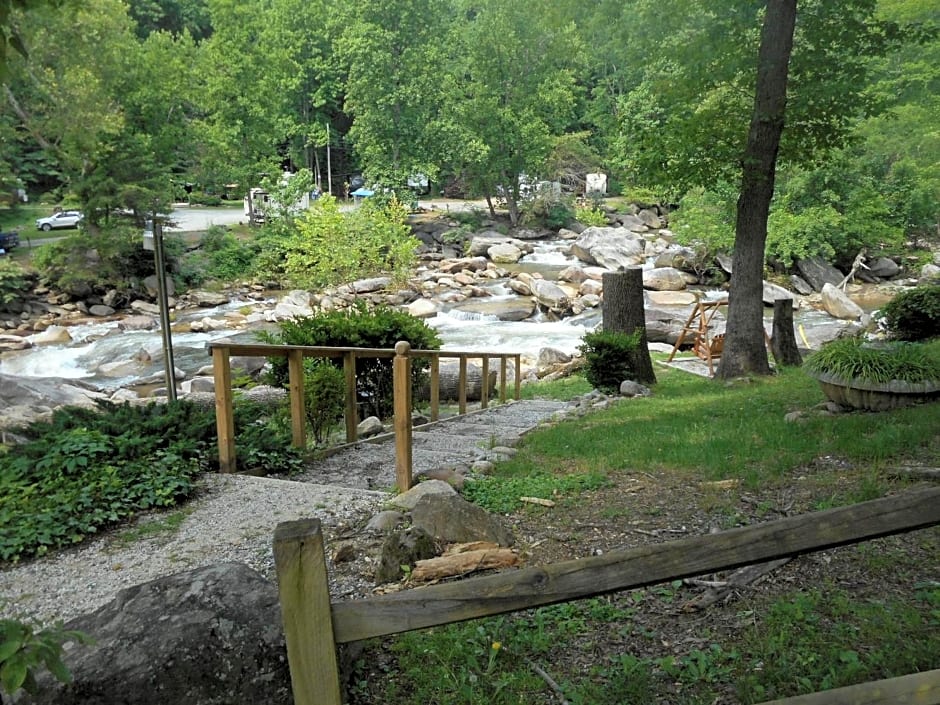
206, 340, 522, 490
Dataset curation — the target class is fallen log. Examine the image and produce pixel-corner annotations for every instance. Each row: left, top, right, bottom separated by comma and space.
412, 548, 520, 582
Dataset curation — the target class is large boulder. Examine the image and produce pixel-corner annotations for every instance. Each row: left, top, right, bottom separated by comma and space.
569, 227, 645, 266
642, 267, 688, 292
410, 493, 514, 547
19, 563, 292, 705
762, 281, 798, 306
796, 257, 844, 292
530, 279, 570, 312
821, 283, 864, 320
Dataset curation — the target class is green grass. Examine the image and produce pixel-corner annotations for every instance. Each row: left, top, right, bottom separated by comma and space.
112, 508, 192, 546
519, 373, 592, 400
348, 364, 940, 704
501, 365, 940, 487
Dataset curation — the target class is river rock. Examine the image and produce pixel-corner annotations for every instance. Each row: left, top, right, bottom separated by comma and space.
512, 227, 549, 240
797, 256, 844, 292
118, 315, 158, 331
762, 281, 798, 306
637, 208, 663, 229
97, 358, 149, 378
410, 493, 514, 547
867, 257, 900, 279
537, 347, 572, 372
579, 279, 603, 296
530, 279, 570, 312
579, 293, 601, 308
181, 377, 215, 394
789, 274, 814, 296
408, 298, 439, 318
508, 278, 532, 296
468, 235, 521, 257
654, 246, 697, 270
646, 290, 699, 306
558, 264, 587, 284
488, 242, 523, 263
89, 304, 116, 317
345, 276, 391, 294
920, 263, 940, 283
569, 226, 645, 267
18, 563, 292, 705
358, 416, 385, 438
130, 300, 160, 315
454, 298, 535, 321
0, 333, 31, 351
821, 283, 864, 320
642, 267, 688, 291
142, 274, 176, 299
29, 325, 72, 345
611, 213, 648, 232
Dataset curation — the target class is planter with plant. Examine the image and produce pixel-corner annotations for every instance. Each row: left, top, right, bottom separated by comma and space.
803, 337, 940, 410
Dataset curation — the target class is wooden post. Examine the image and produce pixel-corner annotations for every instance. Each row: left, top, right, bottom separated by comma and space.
429, 354, 440, 422
514, 355, 522, 399
480, 356, 490, 409
344, 352, 358, 442
499, 357, 508, 402
273, 519, 343, 705
211, 346, 236, 473
602, 269, 657, 384
393, 341, 413, 492
287, 349, 306, 449
458, 355, 468, 414
756, 669, 940, 705
770, 298, 803, 367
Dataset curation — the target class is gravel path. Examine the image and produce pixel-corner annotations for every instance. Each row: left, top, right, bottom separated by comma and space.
0, 474, 387, 624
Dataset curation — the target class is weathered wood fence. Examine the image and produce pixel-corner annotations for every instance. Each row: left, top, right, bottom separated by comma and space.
273, 486, 940, 705
207, 341, 522, 490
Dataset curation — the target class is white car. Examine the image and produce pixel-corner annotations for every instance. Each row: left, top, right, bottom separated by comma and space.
36, 210, 83, 231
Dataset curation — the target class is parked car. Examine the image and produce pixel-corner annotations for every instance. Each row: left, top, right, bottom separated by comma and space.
0, 230, 19, 255
36, 210, 83, 231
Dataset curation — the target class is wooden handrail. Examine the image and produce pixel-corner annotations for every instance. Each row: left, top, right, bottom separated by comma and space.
206, 340, 523, 480
273, 487, 940, 705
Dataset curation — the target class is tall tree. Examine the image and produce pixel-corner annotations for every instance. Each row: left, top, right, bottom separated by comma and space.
716, 0, 797, 379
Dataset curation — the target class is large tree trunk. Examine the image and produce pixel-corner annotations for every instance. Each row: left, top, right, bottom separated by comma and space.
602, 270, 656, 385
716, 0, 797, 379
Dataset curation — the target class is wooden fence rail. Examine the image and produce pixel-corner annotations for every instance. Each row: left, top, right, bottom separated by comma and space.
207, 341, 522, 489
273, 486, 940, 705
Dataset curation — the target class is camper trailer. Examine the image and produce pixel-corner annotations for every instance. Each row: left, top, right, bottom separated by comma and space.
243, 171, 312, 224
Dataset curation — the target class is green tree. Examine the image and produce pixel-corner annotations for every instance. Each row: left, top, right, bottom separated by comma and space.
444, 0, 585, 224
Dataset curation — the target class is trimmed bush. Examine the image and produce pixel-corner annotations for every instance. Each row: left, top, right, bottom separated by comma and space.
259, 303, 442, 419
305, 362, 346, 445
879, 285, 940, 342
579, 329, 643, 393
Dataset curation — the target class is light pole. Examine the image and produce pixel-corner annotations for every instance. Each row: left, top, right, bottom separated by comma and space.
143, 215, 177, 402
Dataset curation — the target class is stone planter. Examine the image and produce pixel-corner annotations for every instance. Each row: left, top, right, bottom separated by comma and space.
810, 370, 940, 411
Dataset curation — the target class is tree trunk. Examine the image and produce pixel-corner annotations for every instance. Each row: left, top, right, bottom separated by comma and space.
770, 299, 803, 367
716, 0, 797, 379
602, 270, 657, 385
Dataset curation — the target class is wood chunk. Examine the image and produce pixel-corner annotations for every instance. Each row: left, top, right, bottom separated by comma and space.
412, 548, 520, 582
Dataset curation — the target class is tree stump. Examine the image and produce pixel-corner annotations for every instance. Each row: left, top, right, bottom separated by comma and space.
770, 298, 802, 367
602, 269, 656, 385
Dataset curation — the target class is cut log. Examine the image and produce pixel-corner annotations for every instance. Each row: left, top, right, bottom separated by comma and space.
411, 548, 520, 582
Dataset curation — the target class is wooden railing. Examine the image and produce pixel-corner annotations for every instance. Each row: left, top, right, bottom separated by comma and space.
206, 341, 522, 490
272, 486, 940, 705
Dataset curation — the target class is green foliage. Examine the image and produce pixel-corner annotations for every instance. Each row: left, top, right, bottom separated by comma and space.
304, 362, 346, 446
879, 285, 940, 341
0, 258, 27, 304
258, 303, 441, 419
463, 471, 609, 514
573, 204, 607, 227
519, 373, 593, 401
282, 194, 418, 289
0, 618, 92, 698
179, 225, 259, 286
520, 193, 573, 231
32, 224, 163, 293
578, 329, 643, 393
0, 398, 300, 562
803, 337, 940, 384
670, 186, 736, 259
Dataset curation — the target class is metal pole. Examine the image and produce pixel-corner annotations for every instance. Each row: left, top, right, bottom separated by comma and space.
153, 219, 177, 401
326, 123, 332, 196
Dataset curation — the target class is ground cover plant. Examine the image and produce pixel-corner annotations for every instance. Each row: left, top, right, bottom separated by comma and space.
0, 398, 301, 563
346, 365, 940, 704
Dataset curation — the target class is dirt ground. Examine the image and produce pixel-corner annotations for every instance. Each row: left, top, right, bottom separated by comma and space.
336, 455, 939, 704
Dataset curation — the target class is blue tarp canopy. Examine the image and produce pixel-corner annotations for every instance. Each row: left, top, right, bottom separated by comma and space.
350, 188, 374, 197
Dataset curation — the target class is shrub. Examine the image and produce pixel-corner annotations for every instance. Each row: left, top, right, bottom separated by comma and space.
0, 259, 28, 305
521, 193, 573, 230
259, 303, 442, 419
0, 399, 301, 562
305, 362, 346, 445
574, 204, 608, 227
878, 285, 940, 342
578, 329, 643, 393
282, 194, 418, 288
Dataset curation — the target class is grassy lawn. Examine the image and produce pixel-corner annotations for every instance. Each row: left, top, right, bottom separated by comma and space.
349, 364, 940, 705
